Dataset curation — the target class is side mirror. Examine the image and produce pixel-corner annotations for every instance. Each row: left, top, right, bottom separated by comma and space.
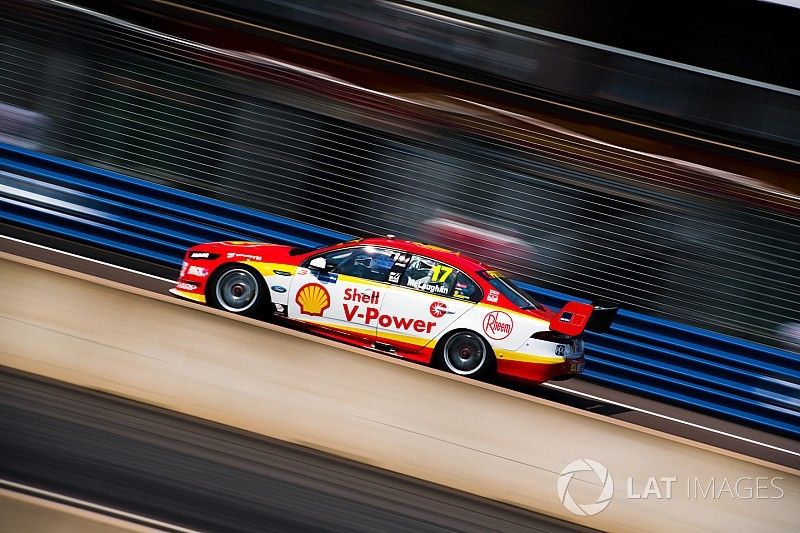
309, 257, 327, 270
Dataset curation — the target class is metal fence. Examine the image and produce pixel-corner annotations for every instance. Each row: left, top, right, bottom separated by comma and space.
1, 0, 799, 350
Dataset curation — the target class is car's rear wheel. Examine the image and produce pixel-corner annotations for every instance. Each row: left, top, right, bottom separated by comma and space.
438, 331, 493, 378
209, 265, 267, 317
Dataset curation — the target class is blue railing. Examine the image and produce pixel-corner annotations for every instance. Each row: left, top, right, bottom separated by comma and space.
1, 142, 798, 437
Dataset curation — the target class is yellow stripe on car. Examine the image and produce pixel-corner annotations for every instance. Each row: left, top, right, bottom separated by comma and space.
494, 348, 564, 364
169, 288, 206, 304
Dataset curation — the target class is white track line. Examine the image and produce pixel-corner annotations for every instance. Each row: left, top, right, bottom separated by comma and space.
0, 234, 176, 283
0, 478, 199, 533
544, 382, 799, 457
3, 234, 797, 458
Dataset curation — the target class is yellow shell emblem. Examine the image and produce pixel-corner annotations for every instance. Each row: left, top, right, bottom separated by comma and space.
295, 283, 331, 316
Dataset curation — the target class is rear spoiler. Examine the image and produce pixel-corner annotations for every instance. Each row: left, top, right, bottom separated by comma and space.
549, 300, 618, 336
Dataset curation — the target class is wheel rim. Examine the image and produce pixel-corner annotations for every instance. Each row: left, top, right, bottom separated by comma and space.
443, 333, 486, 375
216, 269, 259, 312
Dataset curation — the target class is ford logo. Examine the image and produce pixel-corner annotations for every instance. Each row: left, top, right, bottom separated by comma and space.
271, 285, 287, 293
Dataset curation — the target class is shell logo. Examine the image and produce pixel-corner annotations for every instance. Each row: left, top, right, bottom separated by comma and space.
295, 283, 331, 316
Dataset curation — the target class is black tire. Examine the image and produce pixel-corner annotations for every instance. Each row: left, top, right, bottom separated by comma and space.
436, 330, 494, 379
207, 264, 268, 318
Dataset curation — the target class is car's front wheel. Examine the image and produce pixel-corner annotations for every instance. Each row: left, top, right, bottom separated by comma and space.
437, 331, 493, 378
208, 265, 267, 317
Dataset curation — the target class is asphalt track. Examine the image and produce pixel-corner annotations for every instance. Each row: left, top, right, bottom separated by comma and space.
0, 366, 592, 533
2, 227, 797, 472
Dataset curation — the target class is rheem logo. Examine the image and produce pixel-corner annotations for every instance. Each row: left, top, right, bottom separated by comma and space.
482, 311, 513, 340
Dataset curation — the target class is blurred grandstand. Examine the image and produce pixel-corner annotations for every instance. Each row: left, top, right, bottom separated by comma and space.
0, 0, 798, 349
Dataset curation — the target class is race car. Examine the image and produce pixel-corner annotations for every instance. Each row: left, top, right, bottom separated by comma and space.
170, 237, 616, 383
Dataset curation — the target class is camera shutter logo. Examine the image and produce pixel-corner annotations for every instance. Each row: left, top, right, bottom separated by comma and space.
557, 459, 614, 516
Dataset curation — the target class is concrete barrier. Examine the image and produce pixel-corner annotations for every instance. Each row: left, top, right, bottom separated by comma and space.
0, 253, 797, 532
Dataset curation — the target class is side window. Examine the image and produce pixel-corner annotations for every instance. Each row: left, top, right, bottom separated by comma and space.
400, 255, 457, 296
452, 272, 482, 302
334, 246, 399, 282
304, 248, 355, 270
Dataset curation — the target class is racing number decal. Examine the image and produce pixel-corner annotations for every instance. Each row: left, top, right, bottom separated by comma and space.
430, 264, 453, 283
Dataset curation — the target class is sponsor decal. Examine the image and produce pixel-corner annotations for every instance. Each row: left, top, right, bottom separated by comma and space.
343, 303, 437, 333
273, 270, 292, 276
295, 283, 330, 316
344, 288, 380, 305
226, 252, 262, 261
317, 272, 339, 284
297, 268, 309, 276
187, 265, 208, 277
388, 271, 401, 283
271, 285, 287, 293
342, 287, 435, 333
487, 289, 499, 303
180, 261, 188, 278
176, 281, 198, 291
429, 301, 447, 318
555, 345, 566, 357
189, 251, 216, 259
482, 310, 513, 340
559, 311, 587, 326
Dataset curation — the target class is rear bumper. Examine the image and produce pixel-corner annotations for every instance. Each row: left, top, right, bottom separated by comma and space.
496, 357, 585, 384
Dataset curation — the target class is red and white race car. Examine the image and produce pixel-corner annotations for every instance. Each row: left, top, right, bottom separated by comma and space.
171, 237, 616, 383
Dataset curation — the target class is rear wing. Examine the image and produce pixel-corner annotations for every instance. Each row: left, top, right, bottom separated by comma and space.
549, 301, 618, 336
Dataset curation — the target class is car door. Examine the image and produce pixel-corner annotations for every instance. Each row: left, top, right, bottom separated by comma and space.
376, 254, 481, 353
287, 245, 400, 344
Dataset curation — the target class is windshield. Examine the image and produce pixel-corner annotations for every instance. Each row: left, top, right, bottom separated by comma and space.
480, 271, 543, 310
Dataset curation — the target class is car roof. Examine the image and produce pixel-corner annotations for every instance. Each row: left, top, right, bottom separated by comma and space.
353, 237, 492, 273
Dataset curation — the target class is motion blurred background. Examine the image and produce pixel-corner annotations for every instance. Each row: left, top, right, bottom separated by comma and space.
1, 0, 798, 350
